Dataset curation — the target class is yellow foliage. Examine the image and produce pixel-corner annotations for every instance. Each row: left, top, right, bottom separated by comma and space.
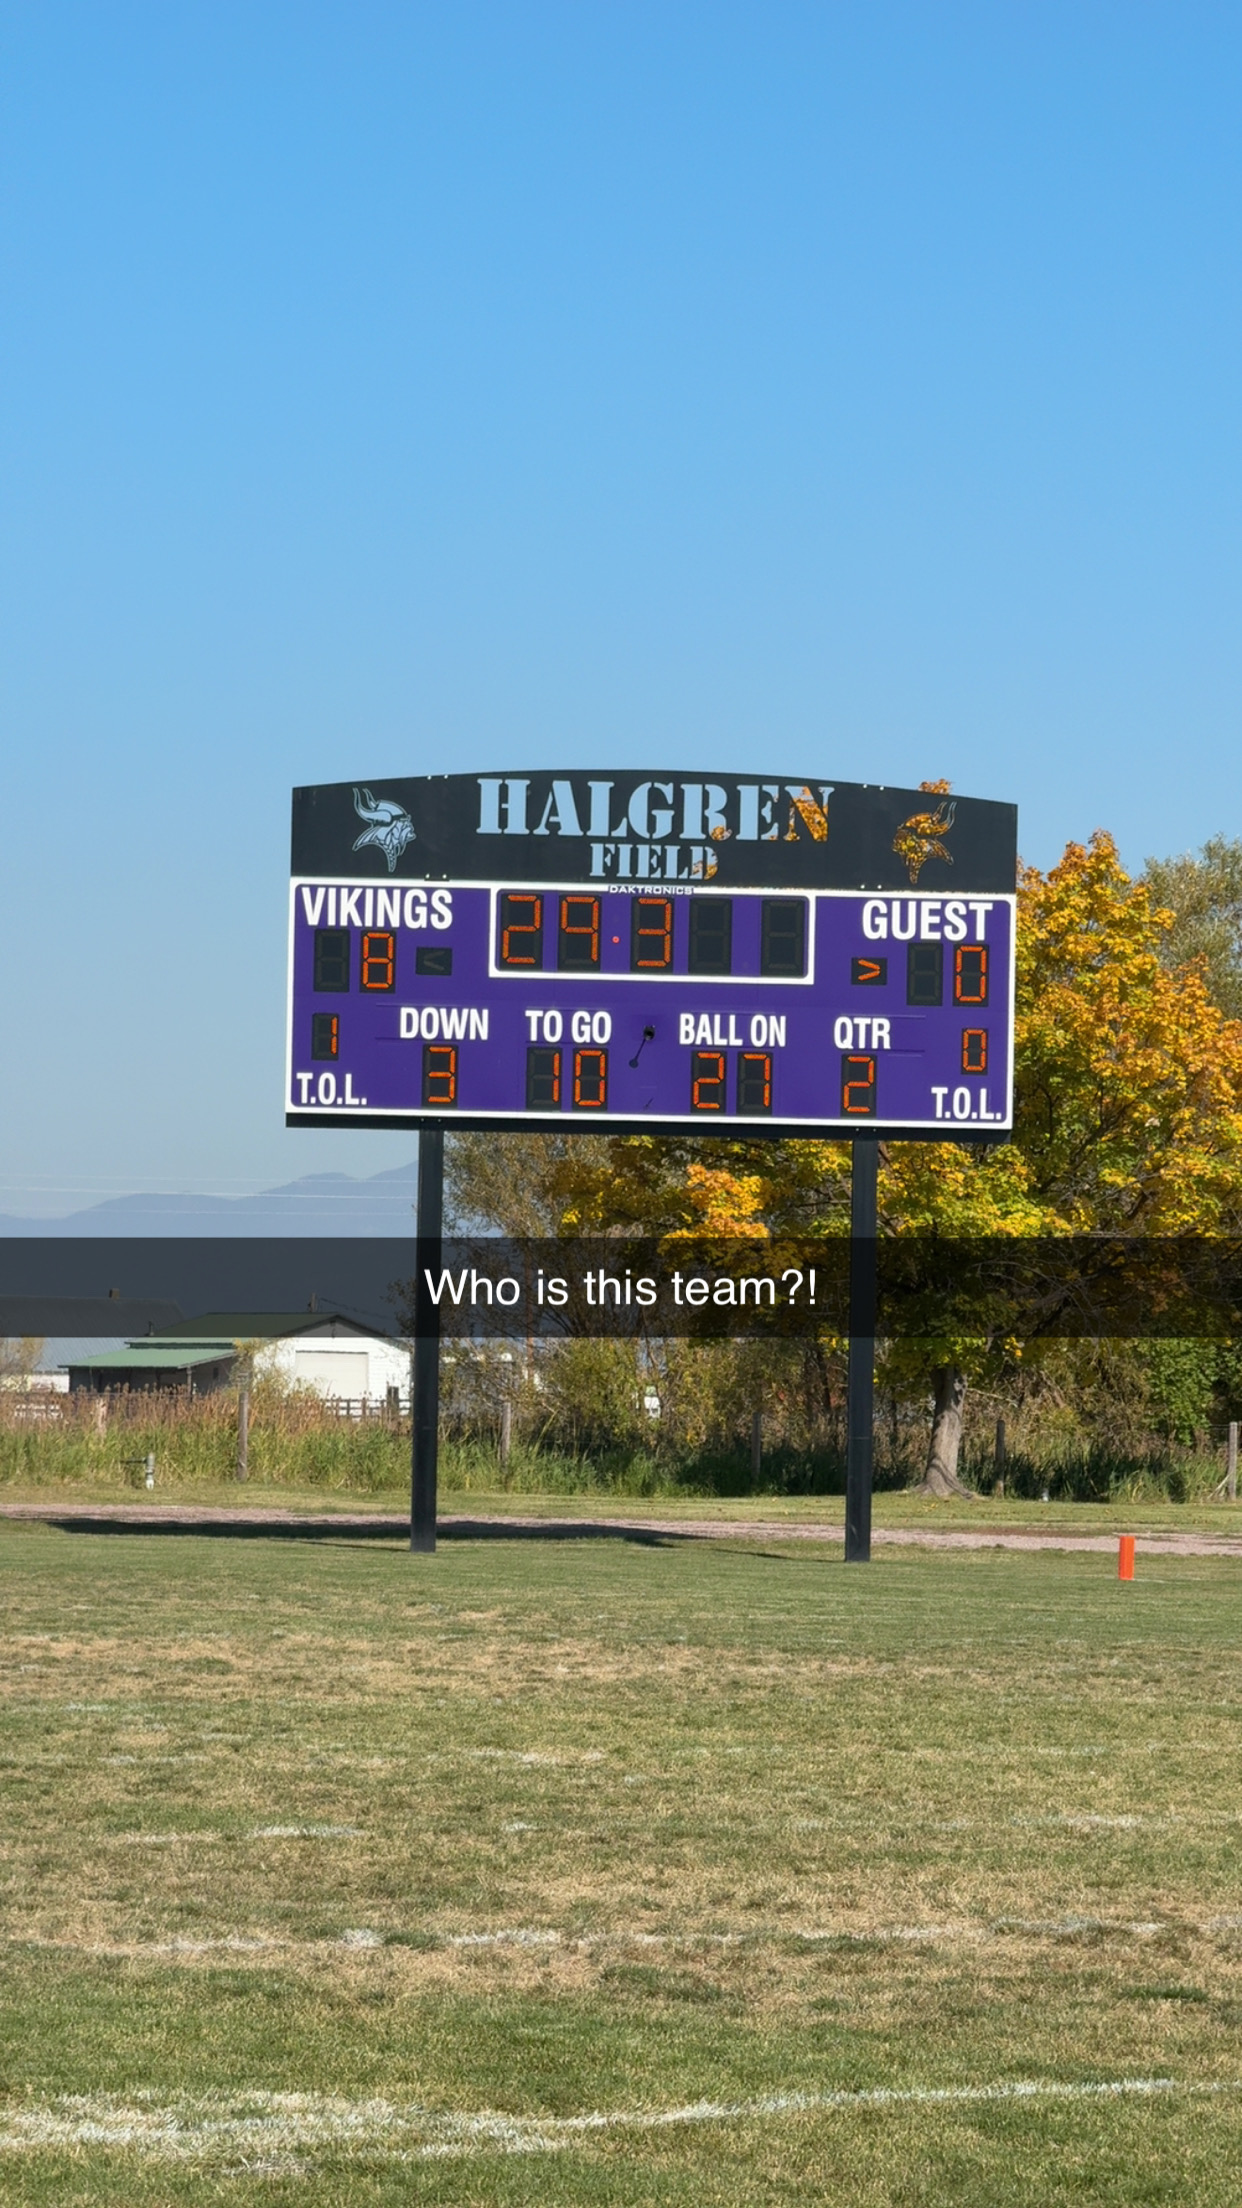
674, 1162, 770, 1240
531, 829, 1242, 1256
1013, 831, 1242, 1233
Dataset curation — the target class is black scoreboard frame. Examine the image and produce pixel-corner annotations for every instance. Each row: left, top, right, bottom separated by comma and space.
287, 770, 1018, 1138
288, 767, 1018, 1563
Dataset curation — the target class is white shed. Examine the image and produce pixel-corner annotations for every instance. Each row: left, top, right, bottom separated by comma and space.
69, 1311, 411, 1407
252, 1317, 411, 1406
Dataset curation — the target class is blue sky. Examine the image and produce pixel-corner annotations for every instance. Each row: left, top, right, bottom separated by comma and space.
3, 1, 1240, 1211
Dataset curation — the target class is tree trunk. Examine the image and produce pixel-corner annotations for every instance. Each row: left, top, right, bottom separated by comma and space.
919, 1366, 976, 1497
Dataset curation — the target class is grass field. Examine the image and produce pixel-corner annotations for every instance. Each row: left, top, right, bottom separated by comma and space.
1, 1514, 1240, 2202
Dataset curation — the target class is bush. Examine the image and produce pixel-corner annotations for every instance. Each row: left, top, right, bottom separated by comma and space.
0, 1355, 1231, 1505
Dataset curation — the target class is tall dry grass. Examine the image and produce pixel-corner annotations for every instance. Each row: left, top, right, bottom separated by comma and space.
1, 1359, 1232, 1502
0, 1382, 408, 1493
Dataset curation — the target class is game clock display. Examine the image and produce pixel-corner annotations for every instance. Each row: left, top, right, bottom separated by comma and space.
286, 881, 1015, 1133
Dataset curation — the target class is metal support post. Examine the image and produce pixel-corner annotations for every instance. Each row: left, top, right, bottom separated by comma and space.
1229, 1420, 1238, 1504
410, 1126, 444, 1553
845, 1135, 878, 1563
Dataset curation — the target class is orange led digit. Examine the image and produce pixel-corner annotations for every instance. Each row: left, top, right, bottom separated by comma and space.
558, 895, 601, 971
525, 1046, 561, 1108
499, 892, 543, 968
737, 1051, 772, 1114
841, 1053, 877, 1116
360, 930, 395, 990
422, 1044, 458, 1106
690, 1050, 726, 1110
572, 1047, 607, 1108
954, 944, 989, 1006
631, 896, 673, 969
961, 1028, 988, 1073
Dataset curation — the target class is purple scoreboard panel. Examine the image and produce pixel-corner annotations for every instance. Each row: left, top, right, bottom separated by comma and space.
287, 772, 1017, 1136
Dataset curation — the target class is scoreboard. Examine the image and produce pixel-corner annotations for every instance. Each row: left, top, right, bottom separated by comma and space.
286, 771, 1017, 1136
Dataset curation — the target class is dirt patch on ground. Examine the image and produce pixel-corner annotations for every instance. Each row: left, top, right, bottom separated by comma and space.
5, 1500, 1242, 1558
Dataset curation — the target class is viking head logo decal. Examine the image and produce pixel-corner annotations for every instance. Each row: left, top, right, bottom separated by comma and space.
352, 788, 415, 872
893, 783, 957, 885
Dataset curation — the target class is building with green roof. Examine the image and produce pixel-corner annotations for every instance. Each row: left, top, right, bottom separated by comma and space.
67, 1311, 410, 1406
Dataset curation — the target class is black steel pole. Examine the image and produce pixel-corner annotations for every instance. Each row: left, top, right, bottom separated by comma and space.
410, 1124, 444, 1553
845, 1133, 878, 1563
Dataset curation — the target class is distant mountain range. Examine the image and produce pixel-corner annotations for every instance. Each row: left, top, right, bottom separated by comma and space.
0, 1162, 420, 1238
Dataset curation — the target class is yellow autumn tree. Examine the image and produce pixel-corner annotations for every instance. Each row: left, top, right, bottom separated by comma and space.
877, 832, 1242, 1489
1012, 833, 1242, 1230
448, 831, 1242, 1492
576, 834, 1242, 1490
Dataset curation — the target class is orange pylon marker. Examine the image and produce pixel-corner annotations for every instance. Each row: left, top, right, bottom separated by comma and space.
1118, 1535, 1136, 1581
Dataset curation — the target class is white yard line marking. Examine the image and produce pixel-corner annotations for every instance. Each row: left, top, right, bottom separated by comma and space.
446, 1928, 562, 1948
248, 1824, 360, 1838
797, 1924, 977, 1945
0, 2077, 1236, 2163
104, 1825, 362, 1844
989, 1915, 1167, 1937
112, 1832, 222, 1847
11, 1908, 1236, 1963
7, 1934, 282, 1957
463, 1748, 604, 1765
795, 1916, 1174, 1943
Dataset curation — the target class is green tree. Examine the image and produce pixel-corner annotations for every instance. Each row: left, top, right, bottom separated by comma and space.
0, 1337, 44, 1385
1142, 837, 1242, 1020
445, 1131, 613, 1237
